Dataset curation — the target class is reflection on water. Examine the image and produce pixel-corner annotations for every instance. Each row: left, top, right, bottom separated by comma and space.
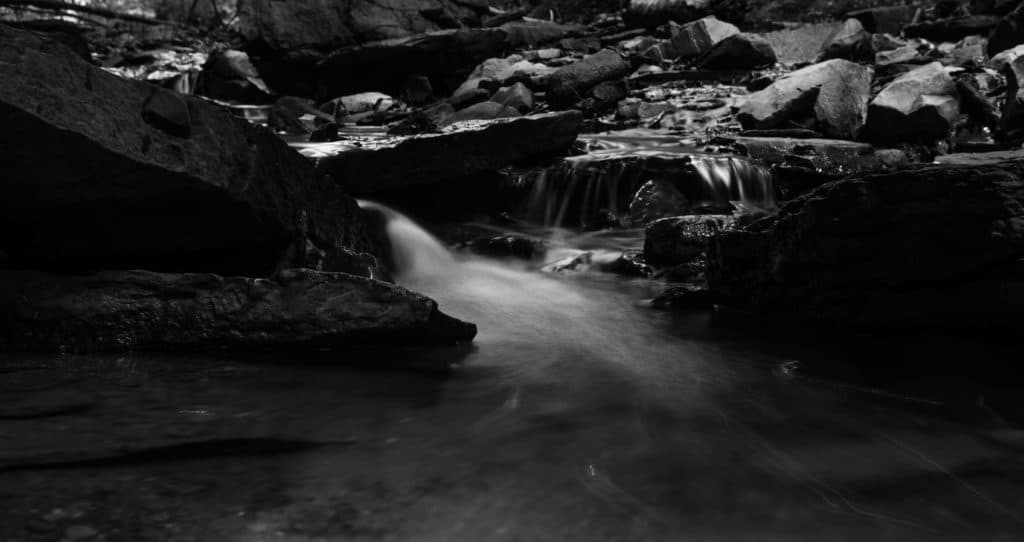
2, 206, 1024, 541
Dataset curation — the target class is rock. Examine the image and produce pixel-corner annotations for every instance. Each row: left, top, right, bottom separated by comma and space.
665, 16, 740, 59
630, 179, 689, 227
707, 155, 1024, 331
651, 284, 713, 310
904, 15, 1002, 43
599, 251, 653, 277
4, 20, 91, 61
818, 18, 874, 62
317, 28, 509, 99
846, 6, 914, 34
988, 2, 1024, 57
196, 49, 272, 103
991, 43, 1024, 70
999, 51, 1024, 143
0, 269, 477, 351
269, 96, 332, 134
876, 45, 921, 67
449, 101, 521, 123
624, 0, 747, 28
237, 0, 487, 51
468, 234, 545, 259
491, 82, 535, 113
546, 49, 631, 108
454, 55, 553, 96
861, 62, 960, 144
736, 59, 873, 140
402, 75, 434, 105
584, 80, 628, 114
644, 215, 732, 266
947, 37, 988, 68
309, 122, 340, 142
696, 33, 776, 70
760, 22, 846, 65
320, 92, 402, 124
0, 24, 378, 276
317, 111, 582, 196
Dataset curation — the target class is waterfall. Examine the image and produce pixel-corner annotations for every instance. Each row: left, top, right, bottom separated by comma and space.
357, 201, 453, 277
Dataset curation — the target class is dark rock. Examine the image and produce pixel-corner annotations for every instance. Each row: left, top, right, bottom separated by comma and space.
818, 18, 874, 62
454, 55, 554, 96
875, 45, 921, 67
846, 6, 914, 34
647, 15, 739, 61
492, 82, 534, 113
988, 1, 1024, 57
737, 59, 873, 140
955, 73, 1001, 128
583, 80, 629, 115
904, 15, 1002, 43
999, 50, 1024, 143
447, 88, 491, 109
559, 37, 602, 54
624, 0, 747, 29
0, 24, 378, 276
645, 215, 732, 266
196, 49, 272, 103
546, 49, 631, 108
4, 20, 90, 61
269, 96, 328, 134
945, 36, 988, 68
696, 33, 776, 70
861, 62, 960, 144
309, 122, 340, 142
319, 92, 402, 124
651, 284, 713, 310
402, 75, 434, 105
317, 111, 582, 196
599, 251, 653, 277
737, 128, 822, 138
237, 0, 487, 51
387, 103, 454, 135
0, 269, 476, 351
629, 179, 689, 227
317, 28, 509, 99
468, 234, 545, 260
707, 156, 1024, 332
449, 101, 521, 122
760, 22, 845, 65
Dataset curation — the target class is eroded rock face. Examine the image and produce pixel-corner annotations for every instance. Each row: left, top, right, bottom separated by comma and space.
0, 269, 477, 351
736, 59, 873, 140
0, 24, 378, 276
861, 62, 960, 144
708, 155, 1024, 331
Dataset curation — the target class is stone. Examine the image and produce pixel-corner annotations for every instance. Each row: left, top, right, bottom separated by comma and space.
737, 59, 873, 140
196, 49, 272, 103
760, 22, 845, 65
468, 234, 545, 260
599, 251, 653, 277
696, 33, 776, 70
875, 45, 920, 67
846, 6, 914, 34
320, 92, 402, 124
449, 101, 521, 123
667, 16, 740, 59
861, 62, 960, 144
237, 0, 488, 51
403, 75, 434, 105
707, 155, 1024, 331
4, 19, 91, 61
988, 2, 1024, 57
491, 82, 535, 113
991, 43, 1024, 70
0, 24, 378, 276
818, 18, 874, 62
904, 15, 1002, 43
0, 269, 477, 351
999, 51, 1024, 143
454, 55, 553, 96
317, 111, 582, 196
623, 0, 747, 28
644, 215, 732, 266
629, 180, 689, 227
546, 49, 631, 108
317, 28, 509, 99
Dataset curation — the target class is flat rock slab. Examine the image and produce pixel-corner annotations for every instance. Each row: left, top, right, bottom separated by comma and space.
315, 111, 582, 196
0, 268, 477, 352
0, 24, 376, 276
716, 136, 911, 177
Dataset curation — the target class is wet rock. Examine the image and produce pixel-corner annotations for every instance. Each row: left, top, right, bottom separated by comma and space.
546, 49, 631, 108
861, 62, 960, 144
319, 92, 402, 124
450, 101, 521, 122
737, 59, 873, 140
651, 284, 712, 310
0, 269, 477, 351
196, 49, 272, 103
269, 96, 331, 134
904, 15, 1002, 43
468, 234, 545, 260
309, 122, 340, 142
0, 24, 378, 276
599, 251, 653, 277
584, 80, 629, 114
717, 136, 910, 177
645, 215, 732, 266
454, 55, 553, 96
988, 2, 1024, 57
629, 179, 689, 227
846, 6, 914, 34
317, 111, 582, 196
696, 33, 776, 70
654, 15, 739, 61
708, 155, 1024, 331
317, 28, 509, 99
492, 82, 535, 113
238, 0, 487, 51
818, 18, 873, 62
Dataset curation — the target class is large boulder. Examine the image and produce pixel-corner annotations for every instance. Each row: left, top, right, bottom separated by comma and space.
315, 111, 582, 195
0, 269, 477, 351
695, 33, 776, 70
0, 24, 377, 276
195, 49, 273, 103
707, 154, 1024, 331
988, 1, 1024, 57
653, 16, 740, 60
736, 59, 873, 140
861, 62, 960, 144
546, 49, 631, 108
237, 0, 488, 51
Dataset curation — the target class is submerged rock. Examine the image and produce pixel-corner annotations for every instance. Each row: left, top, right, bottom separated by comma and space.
736, 59, 873, 140
0, 24, 378, 276
861, 62, 960, 144
317, 111, 582, 196
0, 269, 476, 351
546, 49, 631, 108
708, 155, 1024, 331
645, 215, 732, 266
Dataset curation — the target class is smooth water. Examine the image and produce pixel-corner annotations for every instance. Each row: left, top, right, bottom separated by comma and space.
2, 208, 1023, 541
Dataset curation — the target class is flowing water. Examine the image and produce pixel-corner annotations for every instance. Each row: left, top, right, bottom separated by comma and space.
3, 202, 1023, 541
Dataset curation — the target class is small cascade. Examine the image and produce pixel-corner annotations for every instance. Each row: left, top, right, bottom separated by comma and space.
357, 201, 453, 277
519, 151, 777, 228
